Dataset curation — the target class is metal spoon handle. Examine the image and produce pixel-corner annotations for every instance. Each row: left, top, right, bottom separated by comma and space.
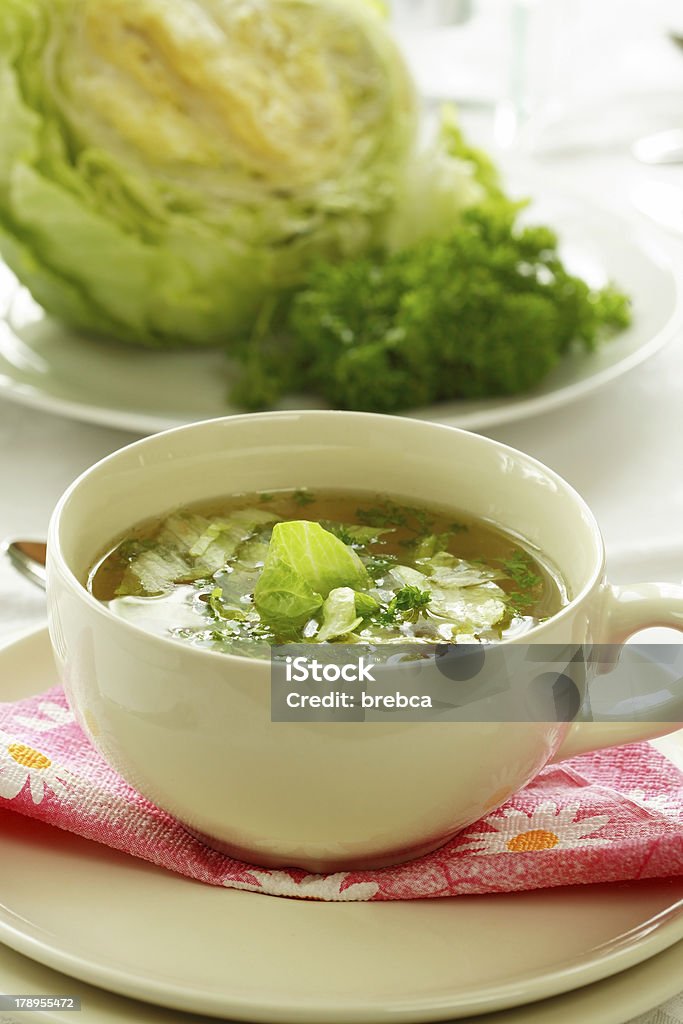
1, 539, 48, 591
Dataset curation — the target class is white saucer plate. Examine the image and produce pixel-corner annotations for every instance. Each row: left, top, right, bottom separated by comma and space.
0, 932, 682, 1024
0, 187, 681, 435
0, 627, 681, 1023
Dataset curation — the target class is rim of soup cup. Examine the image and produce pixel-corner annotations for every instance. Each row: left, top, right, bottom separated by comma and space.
47, 410, 606, 667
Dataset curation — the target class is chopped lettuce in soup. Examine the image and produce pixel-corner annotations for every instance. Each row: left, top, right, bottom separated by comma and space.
88, 491, 566, 658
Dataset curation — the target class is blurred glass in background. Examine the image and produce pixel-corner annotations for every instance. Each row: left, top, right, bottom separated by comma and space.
390, 0, 683, 157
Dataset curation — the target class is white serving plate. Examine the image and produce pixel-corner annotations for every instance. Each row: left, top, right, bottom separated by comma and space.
0, 931, 681, 1024
0, 186, 680, 435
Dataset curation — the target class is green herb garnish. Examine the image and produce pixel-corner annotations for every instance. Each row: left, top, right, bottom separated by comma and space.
356, 500, 434, 537
208, 586, 225, 618
293, 489, 315, 507
500, 549, 542, 590
364, 553, 399, 579
230, 119, 630, 416
498, 549, 543, 614
322, 522, 395, 547
379, 585, 432, 624
409, 532, 453, 558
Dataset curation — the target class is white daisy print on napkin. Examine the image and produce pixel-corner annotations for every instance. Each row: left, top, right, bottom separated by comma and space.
458, 801, 610, 854
15, 700, 75, 733
0, 729, 75, 804
228, 870, 379, 901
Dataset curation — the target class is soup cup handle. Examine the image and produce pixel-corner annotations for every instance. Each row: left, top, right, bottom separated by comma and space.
551, 581, 683, 763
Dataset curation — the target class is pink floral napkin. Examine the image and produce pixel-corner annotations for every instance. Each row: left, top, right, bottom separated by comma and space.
0, 686, 682, 901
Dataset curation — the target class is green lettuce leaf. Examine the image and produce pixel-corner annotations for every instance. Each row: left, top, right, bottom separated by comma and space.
252, 558, 323, 627
118, 507, 278, 595
188, 509, 279, 572
384, 107, 495, 252
115, 547, 202, 597
0, 0, 417, 348
354, 591, 380, 617
427, 562, 506, 587
316, 587, 363, 642
233, 537, 272, 570
388, 561, 506, 634
426, 584, 506, 633
389, 565, 429, 589
410, 533, 453, 559
253, 521, 369, 626
260, 521, 368, 597
160, 513, 212, 554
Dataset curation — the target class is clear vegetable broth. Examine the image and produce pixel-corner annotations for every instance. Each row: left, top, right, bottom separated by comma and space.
88, 490, 567, 659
